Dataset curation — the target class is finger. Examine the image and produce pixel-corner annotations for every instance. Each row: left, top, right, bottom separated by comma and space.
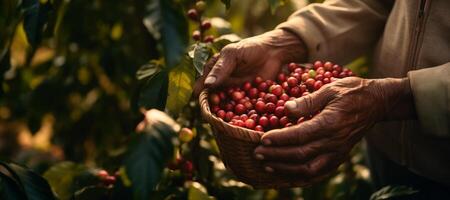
254, 139, 325, 162
264, 153, 341, 177
204, 50, 237, 88
261, 114, 328, 146
284, 86, 336, 118
193, 55, 219, 96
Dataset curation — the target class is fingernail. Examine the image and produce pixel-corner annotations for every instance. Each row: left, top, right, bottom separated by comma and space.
262, 139, 271, 146
204, 76, 216, 85
264, 166, 274, 173
285, 101, 296, 111
255, 153, 264, 160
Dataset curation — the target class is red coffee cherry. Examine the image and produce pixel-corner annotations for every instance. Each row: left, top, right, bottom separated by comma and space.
187, 9, 199, 20
259, 116, 269, 128
255, 101, 266, 114
204, 35, 214, 43
255, 125, 264, 132
269, 85, 283, 96
192, 30, 201, 41
265, 102, 276, 113
269, 116, 279, 128
235, 104, 246, 115
201, 20, 212, 30
314, 61, 323, 70
287, 77, 298, 87
254, 76, 264, 84
245, 119, 256, 129
288, 63, 298, 72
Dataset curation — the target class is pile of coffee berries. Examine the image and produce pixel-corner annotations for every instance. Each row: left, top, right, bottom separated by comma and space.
208, 61, 354, 132
187, 1, 214, 42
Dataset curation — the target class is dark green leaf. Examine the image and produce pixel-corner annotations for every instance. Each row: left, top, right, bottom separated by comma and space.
7, 163, 55, 200
221, 0, 231, 9
193, 43, 211, 76
0, 162, 28, 200
137, 70, 169, 110
143, 0, 188, 68
166, 55, 196, 115
370, 185, 419, 200
123, 109, 179, 200
22, 0, 51, 47
0, 162, 55, 200
43, 162, 98, 200
0, 173, 27, 200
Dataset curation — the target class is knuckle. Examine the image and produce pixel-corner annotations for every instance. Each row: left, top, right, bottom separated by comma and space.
221, 44, 237, 53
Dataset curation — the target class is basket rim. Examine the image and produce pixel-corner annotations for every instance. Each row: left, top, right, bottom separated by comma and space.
199, 89, 262, 143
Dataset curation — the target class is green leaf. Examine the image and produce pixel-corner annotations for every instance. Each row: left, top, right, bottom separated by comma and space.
137, 70, 169, 110
166, 55, 196, 115
123, 109, 179, 200
0, 162, 55, 200
43, 162, 98, 200
193, 43, 211, 76
188, 182, 215, 200
370, 185, 419, 200
136, 60, 162, 81
221, 0, 231, 9
7, 163, 55, 200
143, 0, 188, 68
0, 163, 28, 200
0, 173, 27, 200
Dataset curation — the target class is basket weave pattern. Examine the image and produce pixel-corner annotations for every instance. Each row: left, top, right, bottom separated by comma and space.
200, 90, 306, 188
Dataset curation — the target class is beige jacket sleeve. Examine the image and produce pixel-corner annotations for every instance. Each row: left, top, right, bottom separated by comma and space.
276, 0, 392, 64
408, 63, 450, 137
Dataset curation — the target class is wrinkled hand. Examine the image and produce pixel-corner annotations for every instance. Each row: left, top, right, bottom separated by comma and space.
254, 77, 415, 184
193, 29, 306, 95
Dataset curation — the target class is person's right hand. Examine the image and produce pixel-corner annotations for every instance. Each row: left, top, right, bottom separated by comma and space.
194, 29, 307, 95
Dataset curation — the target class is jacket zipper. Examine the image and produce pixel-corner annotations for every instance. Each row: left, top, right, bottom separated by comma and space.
408, 0, 430, 70
402, 0, 430, 167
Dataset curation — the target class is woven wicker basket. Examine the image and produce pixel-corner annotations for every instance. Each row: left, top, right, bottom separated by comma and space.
199, 89, 308, 188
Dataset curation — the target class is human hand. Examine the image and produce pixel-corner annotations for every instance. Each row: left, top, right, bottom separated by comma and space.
253, 77, 414, 183
193, 29, 306, 95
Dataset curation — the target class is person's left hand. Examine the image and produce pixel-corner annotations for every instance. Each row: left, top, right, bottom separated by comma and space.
253, 77, 415, 184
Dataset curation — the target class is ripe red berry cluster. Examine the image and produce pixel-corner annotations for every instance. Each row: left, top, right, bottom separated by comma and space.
187, 1, 214, 42
209, 61, 354, 132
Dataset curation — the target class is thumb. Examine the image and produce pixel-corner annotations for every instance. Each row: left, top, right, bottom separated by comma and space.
285, 87, 334, 118
204, 50, 236, 88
